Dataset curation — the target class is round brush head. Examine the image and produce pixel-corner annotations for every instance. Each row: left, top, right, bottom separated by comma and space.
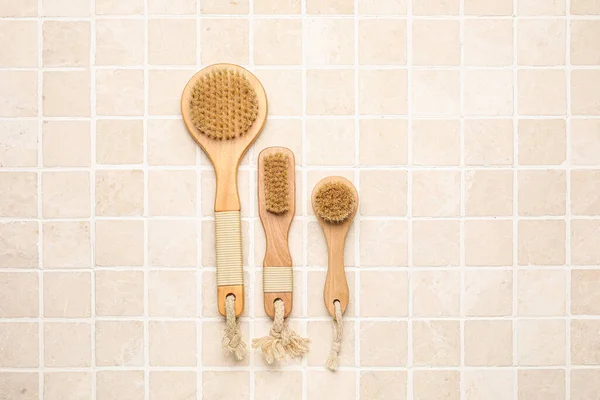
314, 182, 356, 224
188, 68, 259, 140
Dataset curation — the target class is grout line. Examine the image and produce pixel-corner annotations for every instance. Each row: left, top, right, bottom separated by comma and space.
36, 0, 44, 397
459, 0, 466, 398
565, 1, 573, 397
142, 0, 150, 397
248, 1, 256, 396
406, 1, 414, 399
195, 1, 203, 399
353, 0, 361, 396
512, 0, 519, 398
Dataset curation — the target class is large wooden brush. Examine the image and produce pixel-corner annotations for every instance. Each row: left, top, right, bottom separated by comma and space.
181, 64, 267, 360
253, 147, 309, 363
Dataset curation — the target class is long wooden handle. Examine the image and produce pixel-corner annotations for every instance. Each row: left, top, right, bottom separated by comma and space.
215, 211, 244, 317
323, 227, 349, 317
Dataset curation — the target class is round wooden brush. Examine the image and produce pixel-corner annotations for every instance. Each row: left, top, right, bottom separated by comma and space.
253, 147, 310, 363
181, 64, 267, 360
311, 176, 358, 370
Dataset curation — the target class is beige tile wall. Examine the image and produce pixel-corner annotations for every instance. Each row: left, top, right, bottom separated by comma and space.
0, 0, 599, 398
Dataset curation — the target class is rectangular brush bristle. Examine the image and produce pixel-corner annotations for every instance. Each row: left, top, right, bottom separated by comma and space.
264, 153, 290, 214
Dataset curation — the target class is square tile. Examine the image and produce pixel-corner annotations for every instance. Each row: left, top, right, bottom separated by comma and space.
307, 321, 354, 367
0, 120, 38, 167
0, 373, 38, 400
413, 370, 460, 400
0, 172, 37, 217
412, 220, 460, 267
0, 222, 38, 268
150, 371, 196, 400
96, 170, 144, 216
518, 219, 566, 266
465, 0, 513, 15
412, 70, 460, 116
464, 70, 514, 116
149, 321, 196, 366
465, 270, 513, 317
255, 371, 303, 400
42, 120, 90, 167
413, 321, 460, 366
360, 220, 408, 267
572, 170, 600, 215
572, 369, 600, 399
97, 371, 144, 400
359, 119, 408, 165
571, 319, 600, 365
43, 221, 90, 268
412, 119, 460, 166
1, 0, 37, 16
358, 0, 407, 14
518, 170, 566, 216
359, 19, 406, 65
413, 0, 459, 14
517, 19, 566, 65
149, 270, 197, 317
203, 372, 249, 400
148, 219, 197, 267
517, 319, 566, 366
0, 21, 37, 67
518, 269, 566, 316
465, 320, 513, 366
571, 20, 600, 65
95, 270, 144, 316
95, 220, 144, 266
360, 271, 408, 317
0, 71, 37, 117
148, 170, 196, 216
43, 271, 91, 318
44, 322, 91, 367
308, 0, 354, 13
572, 269, 600, 315
412, 270, 461, 317
147, 119, 196, 166
96, 69, 144, 116
95, 0, 144, 14
463, 370, 514, 400
572, 70, 600, 115
305, 18, 353, 66
518, 119, 566, 165
254, 19, 302, 65
253, 70, 302, 116
42, 172, 90, 218
465, 220, 513, 266
360, 322, 407, 366
307, 69, 354, 115
96, 19, 144, 65
464, 19, 513, 66
572, 220, 600, 266
201, 19, 248, 65
571, 119, 600, 165
95, 320, 144, 366
361, 371, 407, 400
518, 69, 567, 115
572, 0, 600, 14
149, 69, 194, 115
150, 0, 196, 14
359, 69, 408, 115
306, 119, 354, 165
518, 370, 565, 400
359, 170, 407, 216
413, 20, 460, 66
466, 170, 513, 216
255, 0, 301, 13
43, 71, 90, 117
0, 322, 38, 367
464, 119, 514, 166
96, 120, 144, 164
44, 372, 91, 400
42, 21, 90, 67
0, 272, 38, 317
148, 19, 196, 65
412, 171, 461, 217
43, 0, 89, 15
518, 0, 565, 15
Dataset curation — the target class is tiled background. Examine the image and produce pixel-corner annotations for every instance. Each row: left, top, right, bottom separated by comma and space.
0, 0, 599, 398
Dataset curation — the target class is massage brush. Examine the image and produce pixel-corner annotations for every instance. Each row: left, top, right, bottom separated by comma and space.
253, 147, 310, 363
311, 176, 358, 370
181, 64, 267, 359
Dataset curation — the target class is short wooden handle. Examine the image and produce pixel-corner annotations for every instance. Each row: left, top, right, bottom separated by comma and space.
215, 211, 244, 317
323, 231, 349, 317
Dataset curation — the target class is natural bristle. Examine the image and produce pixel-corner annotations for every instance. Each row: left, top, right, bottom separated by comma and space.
189, 68, 259, 140
264, 153, 290, 214
314, 182, 356, 224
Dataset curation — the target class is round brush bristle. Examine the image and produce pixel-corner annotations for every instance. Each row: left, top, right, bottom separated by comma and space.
314, 182, 356, 224
264, 153, 290, 214
189, 68, 259, 140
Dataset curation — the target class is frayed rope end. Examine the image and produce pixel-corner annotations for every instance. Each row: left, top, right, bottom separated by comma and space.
326, 300, 344, 372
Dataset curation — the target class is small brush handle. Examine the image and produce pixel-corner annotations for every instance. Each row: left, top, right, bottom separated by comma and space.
323, 227, 350, 317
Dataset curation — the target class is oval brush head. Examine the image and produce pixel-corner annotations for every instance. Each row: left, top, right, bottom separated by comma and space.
314, 181, 357, 223
264, 152, 290, 214
189, 68, 259, 141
